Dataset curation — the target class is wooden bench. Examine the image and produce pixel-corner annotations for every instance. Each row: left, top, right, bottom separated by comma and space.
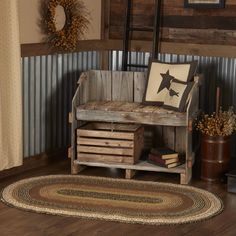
71, 70, 200, 184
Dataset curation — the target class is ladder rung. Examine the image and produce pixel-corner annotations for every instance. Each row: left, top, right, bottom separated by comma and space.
128, 27, 154, 32
127, 64, 148, 68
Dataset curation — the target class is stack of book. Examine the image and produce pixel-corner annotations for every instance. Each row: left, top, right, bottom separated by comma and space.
148, 147, 182, 168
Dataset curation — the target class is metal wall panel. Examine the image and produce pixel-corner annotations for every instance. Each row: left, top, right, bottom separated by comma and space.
22, 52, 100, 158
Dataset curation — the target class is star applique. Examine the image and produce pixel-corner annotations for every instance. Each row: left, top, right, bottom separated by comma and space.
158, 70, 175, 93
169, 89, 179, 97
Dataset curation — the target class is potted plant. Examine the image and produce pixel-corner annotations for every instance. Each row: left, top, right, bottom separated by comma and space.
196, 107, 236, 182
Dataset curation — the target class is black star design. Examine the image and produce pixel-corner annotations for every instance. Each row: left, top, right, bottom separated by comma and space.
158, 70, 175, 93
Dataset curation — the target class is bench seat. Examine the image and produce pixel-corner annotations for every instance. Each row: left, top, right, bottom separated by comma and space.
77, 101, 187, 127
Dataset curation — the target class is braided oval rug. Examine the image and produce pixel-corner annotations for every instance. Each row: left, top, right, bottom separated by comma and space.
1, 175, 223, 225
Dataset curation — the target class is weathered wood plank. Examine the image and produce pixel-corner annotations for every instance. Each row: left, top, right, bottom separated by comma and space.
89, 70, 112, 101
134, 72, 147, 103
78, 122, 141, 132
77, 102, 187, 126
21, 40, 236, 59
108, 0, 236, 47
74, 160, 186, 174
71, 73, 88, 174
77, 138, 134, 148
93, 122, 141, 132
112, 71, 134, 102
79, 101, 110, 110
77, 154, 134, 164
77, 109, 187, 126
116, 102, 141, 112
110, 0, 236, 21
110, 26, 236, 46
111, 16, 236, 31
77, 129, 135, 140
78, 145, 133, 156
175, 127, 186, 155
133, 126, 144, 162
79, 72, 90, 104
185, 81, 200, 183
99, 101, 125, 111
163, 28, 236, 46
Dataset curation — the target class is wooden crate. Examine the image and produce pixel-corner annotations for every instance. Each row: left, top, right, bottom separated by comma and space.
77, 122, 144, 164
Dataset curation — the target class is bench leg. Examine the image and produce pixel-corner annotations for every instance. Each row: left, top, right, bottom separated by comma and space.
71, 162, 86, 175
125, 169, 136, 179
180, 174, 187, 184
180, 171, 192, 185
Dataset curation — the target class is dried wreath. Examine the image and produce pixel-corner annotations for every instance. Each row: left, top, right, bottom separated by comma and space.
41, 0, 90, 52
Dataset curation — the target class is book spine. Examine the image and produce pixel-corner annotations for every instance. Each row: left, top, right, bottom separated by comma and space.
148, 154, 166, 165
150, 148, 178, 159
147, 159, 167, 168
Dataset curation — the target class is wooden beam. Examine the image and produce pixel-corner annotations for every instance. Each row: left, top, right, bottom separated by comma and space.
160, 42, 236, 58
21, 40, 236, 58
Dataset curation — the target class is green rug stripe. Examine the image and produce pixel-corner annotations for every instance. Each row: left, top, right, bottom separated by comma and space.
57, 189, 163, 204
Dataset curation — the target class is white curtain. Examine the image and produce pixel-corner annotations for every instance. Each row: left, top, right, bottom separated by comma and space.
0, 0, 23, 170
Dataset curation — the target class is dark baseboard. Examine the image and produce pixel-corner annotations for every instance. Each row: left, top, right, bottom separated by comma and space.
0, 148, 67, 180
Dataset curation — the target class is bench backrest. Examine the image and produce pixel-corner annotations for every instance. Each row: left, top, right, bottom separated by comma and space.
78, 70, 147, 104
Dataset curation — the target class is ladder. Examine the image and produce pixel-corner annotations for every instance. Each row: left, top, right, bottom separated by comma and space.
122, 0, 162, 71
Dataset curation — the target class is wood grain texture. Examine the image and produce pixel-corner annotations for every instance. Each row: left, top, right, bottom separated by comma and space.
77, 154, 134, 164
107, 0, 236, 47
175, 127, 186, 155
77, 101, 187, 126
112, 71, 134, 102
89, 70, 112, 101
75, 160, 185, 174
77, 129, 134, 140
21, 40, 236, 58
77, 138, 134, 148
134, 72, 147, 103
77, 122, 144, 165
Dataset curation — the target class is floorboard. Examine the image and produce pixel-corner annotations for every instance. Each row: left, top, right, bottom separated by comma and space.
0, 160, 236, 236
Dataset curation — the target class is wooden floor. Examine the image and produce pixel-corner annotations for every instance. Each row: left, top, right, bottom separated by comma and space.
0, 160, 236, 236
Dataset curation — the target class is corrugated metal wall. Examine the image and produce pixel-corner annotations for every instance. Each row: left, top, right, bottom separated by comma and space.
22, 52, 100, 158
22, 50, 236, 158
